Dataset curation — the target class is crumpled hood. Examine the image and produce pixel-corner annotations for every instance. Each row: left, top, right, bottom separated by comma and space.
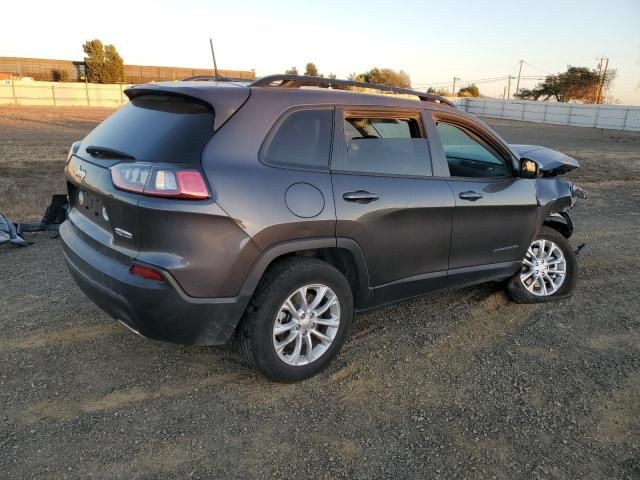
511, 145, 580, 177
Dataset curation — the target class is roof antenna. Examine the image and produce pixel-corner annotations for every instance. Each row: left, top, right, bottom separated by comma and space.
209, 38, 219, 79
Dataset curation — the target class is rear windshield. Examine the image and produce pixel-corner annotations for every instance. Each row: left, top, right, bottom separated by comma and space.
80, 94, 215, 164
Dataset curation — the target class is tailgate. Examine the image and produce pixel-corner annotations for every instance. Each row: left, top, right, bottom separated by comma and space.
64, 91, 220, 263
66, 155, 141, 258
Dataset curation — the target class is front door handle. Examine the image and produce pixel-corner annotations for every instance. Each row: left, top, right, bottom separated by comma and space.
458, 191, 483, 201
343, 190, 379, 203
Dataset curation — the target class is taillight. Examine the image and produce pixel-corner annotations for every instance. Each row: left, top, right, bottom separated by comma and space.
110, 162, 150, 193
129, 263, 164, 282
110, 162, 209, 199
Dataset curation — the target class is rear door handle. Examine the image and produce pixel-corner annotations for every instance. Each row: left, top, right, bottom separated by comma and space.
458, 191, 483, 201
343, 190, 379, 203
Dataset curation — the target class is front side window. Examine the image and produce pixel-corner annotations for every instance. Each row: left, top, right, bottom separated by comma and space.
262, 109, 333, 170
337, 115, 432, 176
435, 122, 510, 178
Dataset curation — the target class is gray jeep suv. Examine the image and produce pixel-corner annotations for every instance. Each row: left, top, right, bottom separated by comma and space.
61, 75, 583, 381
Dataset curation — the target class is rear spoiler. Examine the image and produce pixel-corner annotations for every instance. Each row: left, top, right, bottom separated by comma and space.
124, 83, 250, 131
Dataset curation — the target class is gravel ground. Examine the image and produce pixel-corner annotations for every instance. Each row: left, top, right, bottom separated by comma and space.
1, 107, 639, 479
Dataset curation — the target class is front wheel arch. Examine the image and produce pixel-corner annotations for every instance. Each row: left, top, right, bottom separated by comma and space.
543, 212, 573, 239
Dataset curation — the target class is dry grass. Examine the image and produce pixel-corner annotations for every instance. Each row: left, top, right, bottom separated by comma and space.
3, 106, 639, 223
0, 105, 114, 221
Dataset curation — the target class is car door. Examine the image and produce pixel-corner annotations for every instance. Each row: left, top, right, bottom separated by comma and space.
331, 107, 455, 306
427, 113, 538, 286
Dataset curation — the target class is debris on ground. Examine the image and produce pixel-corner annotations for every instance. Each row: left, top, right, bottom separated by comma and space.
0, 194, 67, 247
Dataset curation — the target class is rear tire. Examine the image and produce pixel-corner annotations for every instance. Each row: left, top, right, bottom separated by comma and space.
506, 226, 577, 304
239, 257, 354, 382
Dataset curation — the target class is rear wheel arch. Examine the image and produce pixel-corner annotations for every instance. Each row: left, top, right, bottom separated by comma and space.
239, 238, 371, 309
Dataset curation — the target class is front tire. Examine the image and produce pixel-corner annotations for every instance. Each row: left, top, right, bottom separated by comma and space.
239, 257, 354, 382
506, 226, 578, 303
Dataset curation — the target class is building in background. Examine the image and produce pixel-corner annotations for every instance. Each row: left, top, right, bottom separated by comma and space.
0, 57, 255, 83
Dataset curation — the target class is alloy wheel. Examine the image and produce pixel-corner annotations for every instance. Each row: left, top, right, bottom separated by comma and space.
272, 284, 341, 366
520, 239, 567, 296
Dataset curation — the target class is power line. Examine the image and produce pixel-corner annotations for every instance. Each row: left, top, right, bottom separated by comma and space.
523, 61, 552, 75
415, 75, 509, 87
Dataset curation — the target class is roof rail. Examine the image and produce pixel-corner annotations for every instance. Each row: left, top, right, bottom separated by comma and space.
182, 75, 252, 83
249, 74, 457, 108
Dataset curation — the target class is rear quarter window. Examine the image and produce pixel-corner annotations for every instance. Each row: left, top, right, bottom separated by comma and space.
80, 94, 215, 164
261, 109, 333, 170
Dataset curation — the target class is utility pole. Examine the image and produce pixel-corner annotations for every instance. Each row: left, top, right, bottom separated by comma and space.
209, 38, 219, 79
452, 77, 460, 97
515, 60, 524, 96
594, 56, 604, 103
506, 75, 513, 99
596, 56, 609, 104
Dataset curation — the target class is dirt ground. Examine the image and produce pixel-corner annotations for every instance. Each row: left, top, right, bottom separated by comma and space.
1, 106, 639, 479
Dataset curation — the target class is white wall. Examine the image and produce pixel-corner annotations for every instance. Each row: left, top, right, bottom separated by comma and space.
452, 97, 640, 132
0, 80, 131, 108
2, 80, 640, 132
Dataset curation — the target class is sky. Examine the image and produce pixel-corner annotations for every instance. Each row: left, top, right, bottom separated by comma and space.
2, 0, 639, 103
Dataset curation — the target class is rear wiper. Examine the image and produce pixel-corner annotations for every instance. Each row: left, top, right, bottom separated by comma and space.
86, 145, 136, 160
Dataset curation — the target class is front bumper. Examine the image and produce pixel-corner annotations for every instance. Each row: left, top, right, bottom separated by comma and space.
60, 220, 250, 345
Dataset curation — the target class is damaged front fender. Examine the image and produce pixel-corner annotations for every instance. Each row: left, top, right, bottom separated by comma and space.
511, 144, 585, 239
536, 178, 584, 238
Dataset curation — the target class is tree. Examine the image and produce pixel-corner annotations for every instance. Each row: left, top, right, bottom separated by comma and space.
515, 66, 616, 103
285, 66, 299, 75
328, 73, 337, 79
355, 68, 411, 88
82, 39, 125, 83
52, 69, 70, 82
458, 84, 480, 97
305, 62, 319, 76
427, 86, 448, 96
103, 44, 125, 83
83, 39, 105, 83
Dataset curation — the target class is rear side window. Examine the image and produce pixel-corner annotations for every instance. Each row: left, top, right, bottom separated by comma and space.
262, 109, 333, 170
80, 94, 215, 164
336, 115, 432, 177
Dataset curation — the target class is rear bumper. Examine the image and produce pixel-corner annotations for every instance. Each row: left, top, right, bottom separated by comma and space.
60, 220, 250, 345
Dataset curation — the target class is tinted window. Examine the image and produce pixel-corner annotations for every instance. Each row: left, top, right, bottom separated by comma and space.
263, 109, 333, 170
436, 122, 510, 178
80, 94, 215, 164
338, 117, 432, 176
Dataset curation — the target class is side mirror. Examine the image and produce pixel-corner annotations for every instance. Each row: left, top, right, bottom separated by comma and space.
520, 158, 538, 179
